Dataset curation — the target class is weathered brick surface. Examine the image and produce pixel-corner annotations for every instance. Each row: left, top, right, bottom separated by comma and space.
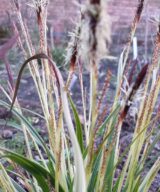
0, 0, 160, 47
0, 1, 158, 28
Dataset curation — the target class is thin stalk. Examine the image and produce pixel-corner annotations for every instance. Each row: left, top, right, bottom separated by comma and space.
15, 4, 50, 121
87, 60, 98, 178
55, 98, 63, 192
78, 61, 88, 145
0, 163, 16, 192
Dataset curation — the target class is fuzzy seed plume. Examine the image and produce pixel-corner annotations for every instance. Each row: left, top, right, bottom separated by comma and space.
65, 0, 111, 70
27, 0, 49, 20
79, 0, 111, 69
30, 0, 49, 9
65, 20, 81, 67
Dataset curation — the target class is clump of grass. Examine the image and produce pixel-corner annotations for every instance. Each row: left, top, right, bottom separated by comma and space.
0, 0, 160, 192
52, 47, 66, 68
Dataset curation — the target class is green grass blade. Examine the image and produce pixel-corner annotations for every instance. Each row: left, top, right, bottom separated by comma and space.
0, 120, 22, 132
143, 130, 160, 162
101, 115, 118, 192
68, 95, 84, 154
1, 149, 65, 192
96, 128, 115, 157
103, 148, 115, 192
139, 157, 160, 192
97, 104, 120, 137
0, 101, 56, 180
0, 162, 16, 192
0, 101, 49, 153
3, 157, 52, 192
14, 106, 45, 120
87, 150, 102, 191
113, 176, 121, 192
133, 177, 141, 192
11, 178, 27, 192
115, 123, 159, 192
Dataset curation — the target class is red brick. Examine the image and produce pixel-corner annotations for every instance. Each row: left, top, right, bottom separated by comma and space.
0, 0, 159, 44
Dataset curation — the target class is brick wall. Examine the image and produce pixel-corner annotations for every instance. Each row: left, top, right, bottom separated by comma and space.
0, 1, 159, 31
107, 0, 160, 56
0, 0, 160, 52
49, 0, 160, 42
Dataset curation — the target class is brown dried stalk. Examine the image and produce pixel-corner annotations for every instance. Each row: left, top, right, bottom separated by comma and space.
120, 0, 145, 98
82, 0, 111, 174
66, 23, 81, 89
97, 70, 112, 112
135, 22, 160, 133
128, 59, 138, 86
120, 64, 148, 121
113, 64, 148, 166
124, 0, 145, 63
94, 70, 112, 136
0, 34, 18, 88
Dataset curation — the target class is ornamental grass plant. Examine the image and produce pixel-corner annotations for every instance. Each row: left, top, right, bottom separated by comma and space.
0, 0, 160, 191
